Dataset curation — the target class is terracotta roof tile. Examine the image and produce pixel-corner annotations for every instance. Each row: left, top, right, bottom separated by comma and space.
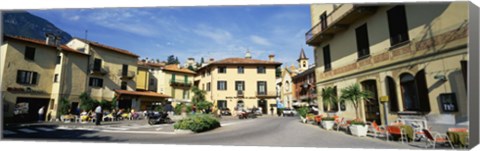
74, 38, 139, 58
3, 35, 89, 56
115, 89, 170, 98
163, 64, 196, 75
198, 57, 282, 71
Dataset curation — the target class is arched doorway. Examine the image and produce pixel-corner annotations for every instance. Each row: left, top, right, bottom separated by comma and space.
385, 76, 399, 112
361, 80, 381, 124
257, 99, 267, 114
236, 100, 245, 111
400, 73, 420, 111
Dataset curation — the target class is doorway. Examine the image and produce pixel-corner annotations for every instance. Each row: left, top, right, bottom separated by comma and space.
15, 97, 50, 122
257, 99, 267, 114
361, 80, 381, 124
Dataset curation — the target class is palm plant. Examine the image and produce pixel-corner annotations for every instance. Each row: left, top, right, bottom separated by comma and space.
321, 87, 337, 114
340, 83, 373, 121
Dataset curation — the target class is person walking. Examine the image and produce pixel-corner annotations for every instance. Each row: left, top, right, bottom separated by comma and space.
38, 106, 45, 122
95, 104, 102, 125
270, 107, 274, 116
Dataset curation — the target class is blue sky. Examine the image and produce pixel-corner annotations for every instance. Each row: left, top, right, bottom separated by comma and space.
29, 5, 313, 67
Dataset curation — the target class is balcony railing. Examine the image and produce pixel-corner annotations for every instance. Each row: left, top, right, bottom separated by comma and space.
305, 4, 378, 46
170, 79, 192, 87
90, 66, 109, 75
255, 91, 277, 98
119, 70, 135, 79
237, 90, 244, 96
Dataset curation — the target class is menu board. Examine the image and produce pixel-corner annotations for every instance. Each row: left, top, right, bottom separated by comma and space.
439, 93, 458, 112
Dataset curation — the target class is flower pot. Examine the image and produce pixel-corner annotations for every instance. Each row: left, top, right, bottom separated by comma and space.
349, 125, 369, 137
299, 116, 307, 123
321, 120, 335, 130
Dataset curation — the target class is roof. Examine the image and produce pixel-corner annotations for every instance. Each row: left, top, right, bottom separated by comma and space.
115, 89, 170, 98
292, 65, 316, 80
137, 61, 165, 68
297, 48, 308, 61
3, 35, 89, 56
163, 64, 196, 75
198, 57, 282, 71
74, 37, 139, 58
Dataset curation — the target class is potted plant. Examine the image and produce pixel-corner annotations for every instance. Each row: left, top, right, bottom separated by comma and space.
340, 83, 373, 137
321, 117, 335, 130
321, 87, 338, 130
296, 106, 309, 123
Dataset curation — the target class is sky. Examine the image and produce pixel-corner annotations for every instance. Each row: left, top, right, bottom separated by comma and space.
29, 5, 314, 67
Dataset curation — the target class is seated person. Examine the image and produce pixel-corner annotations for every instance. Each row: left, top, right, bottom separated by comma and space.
80, 110, 89, 122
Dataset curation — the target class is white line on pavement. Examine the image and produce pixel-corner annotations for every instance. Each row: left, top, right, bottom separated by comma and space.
18, 128, 37, 133
3, 130, 17, 135
36, 127, 55, 132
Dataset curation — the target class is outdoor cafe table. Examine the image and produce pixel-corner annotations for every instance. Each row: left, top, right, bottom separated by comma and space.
387, 125, 414, 142
447, 131, 468, 148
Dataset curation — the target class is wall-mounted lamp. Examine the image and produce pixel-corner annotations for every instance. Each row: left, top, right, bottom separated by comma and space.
434, 74, 447, 81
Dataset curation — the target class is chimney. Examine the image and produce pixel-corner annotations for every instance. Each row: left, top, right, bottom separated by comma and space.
268, 54, 275, 62
45, 33, 55, 46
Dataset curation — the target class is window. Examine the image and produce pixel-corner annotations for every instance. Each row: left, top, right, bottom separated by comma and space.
202, 84, 205, 91
399, 71, 431, 112
183, 90, 189, 99
217, 100, 227, 110
207, 69, 211, 76
122, 64, 128, 76
184, 75, 188, 84
387, 5, 410, 46
320, 11, 327, 31
257, 81, 267, 95
149, 78, 155, 86
171, 74, 176, 81
235, 81, 245, 91
89, 77, 103, 87
121, 81, 127, 90
206, 82, 211, 91
237, 66, 244, 74
218, 66, 226, 74
56, 55, 61, 64
54, 74, 59, 83
93, 58, 102, 71
303, 62, 306, 68
355, 23, 370, 59
24, 46, 35, 61
217, 81, 227, 90
257, 66, 266, 74
323, 45, 331, 71
16, 70, 38, 85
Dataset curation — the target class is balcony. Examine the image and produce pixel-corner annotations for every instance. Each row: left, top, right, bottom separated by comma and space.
90, 66, 109, 75
305, 4, 378, 46
255, 91, 277, 98
237, 90, 244, 97
119, 70, 135, 79
170, 79, 192, 87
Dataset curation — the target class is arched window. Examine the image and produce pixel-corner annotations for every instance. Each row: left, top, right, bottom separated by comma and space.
385, 76, 399, 112
303, 62, 306, 68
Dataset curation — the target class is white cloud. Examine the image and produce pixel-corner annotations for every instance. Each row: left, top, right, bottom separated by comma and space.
69, 15, 80, 21
193, 25, 233, 44
250, 35, 271, 46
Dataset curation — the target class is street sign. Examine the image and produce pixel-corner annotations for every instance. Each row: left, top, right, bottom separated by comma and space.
379, 96, 389, 103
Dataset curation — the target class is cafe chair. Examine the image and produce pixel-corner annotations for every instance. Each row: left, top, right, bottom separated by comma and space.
422, 129, 454, 149
448, 127, 468, 133
369, 121, 388, 139
387, 126, 407, 144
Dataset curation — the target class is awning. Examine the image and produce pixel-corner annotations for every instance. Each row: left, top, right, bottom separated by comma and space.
114, 89, 171, 98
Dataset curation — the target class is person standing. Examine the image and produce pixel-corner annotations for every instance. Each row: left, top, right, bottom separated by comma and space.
270, 107, 274, 116
95, 105, 102, 125
38, 106, 45, 122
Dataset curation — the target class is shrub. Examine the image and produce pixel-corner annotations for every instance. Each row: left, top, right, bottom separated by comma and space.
321, 117, 335, 121
173, 114, 221, 132
349, 119, 366, 126
174, 103, 192, 115
296, 106, 309, 117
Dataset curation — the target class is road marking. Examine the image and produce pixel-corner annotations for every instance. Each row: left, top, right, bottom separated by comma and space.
3, 130, 17, 135
36, 127, 55, 132
99, 130, 175, 135
18, 128, 37, 133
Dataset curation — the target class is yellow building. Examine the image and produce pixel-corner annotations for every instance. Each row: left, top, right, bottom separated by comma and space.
136, 60, 171, 110
1, 35, 89, 122
307, 2, 468, 125
67, 38, 152, 111
194, 53, 282, 115
160, 64, 196, 103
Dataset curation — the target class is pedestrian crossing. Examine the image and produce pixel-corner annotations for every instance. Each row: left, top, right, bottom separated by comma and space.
3, 123, 173, 136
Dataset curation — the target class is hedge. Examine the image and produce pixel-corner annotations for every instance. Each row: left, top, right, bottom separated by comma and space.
173, 114, 221, 132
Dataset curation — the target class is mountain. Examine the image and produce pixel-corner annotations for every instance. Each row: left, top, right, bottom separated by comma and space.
2, 11, 72, 44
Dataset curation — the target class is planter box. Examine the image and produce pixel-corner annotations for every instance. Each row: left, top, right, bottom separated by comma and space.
174, 129, 195, 134
299, 116, 307, 123
349, 125, 369, 137
321, 120, 335, 130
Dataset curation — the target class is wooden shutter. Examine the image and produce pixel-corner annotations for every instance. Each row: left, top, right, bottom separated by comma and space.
415, 70, 431, 113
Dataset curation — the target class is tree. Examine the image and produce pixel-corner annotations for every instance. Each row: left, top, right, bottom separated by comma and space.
175, 57, 179, 64
58, 97, 71, 116
167, 55, 176, 65
339, 83, 373, 120
200, 57, 204, 64
79, 92, 97, 111
321, 87, 338, 113
191, 86, 206, 104
187, 65, 195, 71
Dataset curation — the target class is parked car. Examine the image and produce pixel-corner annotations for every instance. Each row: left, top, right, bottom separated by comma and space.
282, 108, 296, 116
